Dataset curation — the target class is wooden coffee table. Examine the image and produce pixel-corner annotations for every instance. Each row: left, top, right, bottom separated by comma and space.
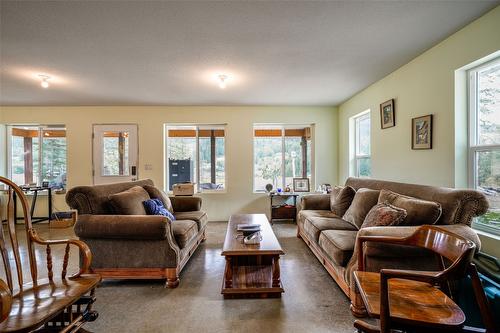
221, 214, 285, 298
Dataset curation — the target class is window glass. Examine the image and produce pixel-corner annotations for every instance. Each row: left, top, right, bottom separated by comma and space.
254, 125, 312, 192
477, 62, 500, 145
166, 125, 225, 192
352, 112, 371, 178
102, 131, 129, 176
9, 126, 66, 188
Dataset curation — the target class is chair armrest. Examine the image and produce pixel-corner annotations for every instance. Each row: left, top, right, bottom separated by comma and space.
300, 194, 331, 210
170, 197, 202, 212
74, 214, 171, 240
0, 279, 12, 323
380, 268, 439, 284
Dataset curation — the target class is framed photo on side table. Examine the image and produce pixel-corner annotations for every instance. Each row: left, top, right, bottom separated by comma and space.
412, 114, 433, 149
380, 99, 395, 129
293, 178, 310, 192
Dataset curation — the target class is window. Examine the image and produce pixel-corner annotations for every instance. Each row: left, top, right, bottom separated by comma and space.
8, 125, 67, 189
165, 125, 225, 192
253, 125, 313, 192
352, 111, 371, 177
468, 58, 500, 235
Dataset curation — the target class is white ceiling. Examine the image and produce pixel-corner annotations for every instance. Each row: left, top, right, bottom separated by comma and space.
1, 1, 498, 106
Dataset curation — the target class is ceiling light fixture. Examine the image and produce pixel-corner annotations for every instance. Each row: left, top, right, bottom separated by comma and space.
218, 74, 228, 89
38, 74, 50, 88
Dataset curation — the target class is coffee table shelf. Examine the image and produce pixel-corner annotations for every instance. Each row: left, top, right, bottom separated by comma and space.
221, 214, 285, 299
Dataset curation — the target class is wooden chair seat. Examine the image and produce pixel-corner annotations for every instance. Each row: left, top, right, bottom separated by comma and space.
0, 275, 101, 332
354, 271, 465, 330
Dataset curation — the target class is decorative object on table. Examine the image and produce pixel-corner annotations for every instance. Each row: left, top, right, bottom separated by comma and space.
277, 188, 282, 193
323, 184, 332, 193
412, 114, 433, 149
172, 182, 194, 196
293, 178, 310, 192
285, 185, 291, 192
49, 210, 77, 228
237, 223, 261, 236
380, 98, 395, 129
244, 231, 263, 244
265, 183, 273, 192
42, 181, 50, 188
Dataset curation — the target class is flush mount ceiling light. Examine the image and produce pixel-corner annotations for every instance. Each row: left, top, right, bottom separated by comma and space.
38, 74, 50, 88
217, 74, 228, 89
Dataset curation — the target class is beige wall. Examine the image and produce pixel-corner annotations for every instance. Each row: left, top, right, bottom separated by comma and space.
337, 6, 500, 255
0, 106, 338, 221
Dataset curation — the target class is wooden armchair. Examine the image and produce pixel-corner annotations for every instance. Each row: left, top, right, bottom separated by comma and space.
353, 225, 497, 333
0, 177, 101, 332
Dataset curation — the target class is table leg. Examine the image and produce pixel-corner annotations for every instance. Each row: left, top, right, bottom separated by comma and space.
272, 255, 281, 288
30, 190, 37, 220
48, 188, 52, 222
224, 257, 233, 288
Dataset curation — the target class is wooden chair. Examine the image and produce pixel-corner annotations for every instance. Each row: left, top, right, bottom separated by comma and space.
0, 177, 101, 332
353, 225, 497, 333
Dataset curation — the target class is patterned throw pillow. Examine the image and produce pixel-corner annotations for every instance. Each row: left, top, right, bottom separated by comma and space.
361, 202, 407, 229
143, 198, 176, 221
330, 186, 356, 217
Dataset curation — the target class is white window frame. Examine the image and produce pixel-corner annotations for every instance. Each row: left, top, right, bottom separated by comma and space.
467, 57, 500, 236
165, 124, 226, 193
350, 110, 371, 178
252, 124, 314, 193
7, 124, 67, 189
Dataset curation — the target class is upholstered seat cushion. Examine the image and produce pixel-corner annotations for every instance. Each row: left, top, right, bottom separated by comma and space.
171, 220, 198, 248
299, 210, 339, 220
318, 230, 357, 266
174, 211, 208, 230
303, 217, 357, 242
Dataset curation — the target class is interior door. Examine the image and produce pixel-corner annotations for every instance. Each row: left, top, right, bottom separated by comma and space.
92, 124, 138, 185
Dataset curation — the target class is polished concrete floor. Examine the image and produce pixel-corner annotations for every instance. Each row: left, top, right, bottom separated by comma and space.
6, 221, 359, 333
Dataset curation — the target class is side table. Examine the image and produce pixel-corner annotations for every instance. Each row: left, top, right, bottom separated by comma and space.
269, 193, 299, 223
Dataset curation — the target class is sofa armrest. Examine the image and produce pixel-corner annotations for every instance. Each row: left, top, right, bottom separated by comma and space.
300, 194, 331, 210
74, 214, 172, 240
357, 224, 481, 258
170, 196, 202, 212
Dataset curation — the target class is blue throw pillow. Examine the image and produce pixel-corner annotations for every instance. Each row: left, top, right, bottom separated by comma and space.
143, 198, 176, 221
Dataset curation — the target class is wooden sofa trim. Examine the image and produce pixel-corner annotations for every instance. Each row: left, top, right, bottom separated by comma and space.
90, 228, 206, 288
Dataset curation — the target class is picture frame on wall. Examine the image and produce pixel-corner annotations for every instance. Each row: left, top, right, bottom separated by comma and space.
380, 99, 395, 129
412, 114, 433, 149
293, 178, 310, 192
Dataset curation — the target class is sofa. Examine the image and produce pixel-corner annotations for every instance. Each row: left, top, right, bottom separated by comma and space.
297, 177, 488, 316
66, 179, 207, 288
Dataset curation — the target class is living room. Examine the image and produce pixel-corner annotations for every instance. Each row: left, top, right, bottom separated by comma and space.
0, 1, 499, 332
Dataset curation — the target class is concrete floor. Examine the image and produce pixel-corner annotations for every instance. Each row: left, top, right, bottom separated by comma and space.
6, 221, 359, 333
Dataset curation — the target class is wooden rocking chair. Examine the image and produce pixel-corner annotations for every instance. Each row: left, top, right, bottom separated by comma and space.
0, 177, 101, 332
353, 225, 498, 333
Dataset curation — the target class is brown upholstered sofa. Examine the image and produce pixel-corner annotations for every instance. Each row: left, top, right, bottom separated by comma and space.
66, 179, 207, 288
297, 177, 489, 316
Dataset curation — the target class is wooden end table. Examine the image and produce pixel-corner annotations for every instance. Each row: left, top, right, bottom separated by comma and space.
221, 214, 285, 299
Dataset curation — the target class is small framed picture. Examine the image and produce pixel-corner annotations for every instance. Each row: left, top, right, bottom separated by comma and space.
412, 114, 433, 149
380, 99, 395, 129
293, 178, 310, 192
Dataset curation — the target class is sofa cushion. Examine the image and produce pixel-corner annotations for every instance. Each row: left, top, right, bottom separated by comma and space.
330, 186, 356, 216
171, 219, 198, 248
361, 202, 408, 228
318, 230, 357, 266
143, 185, 173, 212
108, 186, 150, 215
342, 188, 380, 229
174, 211, 208, 230
378, 189, 442, 226
303, 217, 357, 242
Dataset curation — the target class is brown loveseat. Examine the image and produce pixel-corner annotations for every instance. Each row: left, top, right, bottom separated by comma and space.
297, 177, 488, 316
66, 179, 207, 288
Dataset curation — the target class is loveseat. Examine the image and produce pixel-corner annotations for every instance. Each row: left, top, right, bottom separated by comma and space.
66, 179, 207, 288
297, 177, 488, 316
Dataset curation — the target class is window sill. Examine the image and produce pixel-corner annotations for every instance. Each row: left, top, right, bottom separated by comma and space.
474, 228, 500, 241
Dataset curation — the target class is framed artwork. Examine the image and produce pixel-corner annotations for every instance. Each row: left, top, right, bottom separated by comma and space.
293, 178, 310, 192
412, 114, 433, 149
380, 99, 395, 129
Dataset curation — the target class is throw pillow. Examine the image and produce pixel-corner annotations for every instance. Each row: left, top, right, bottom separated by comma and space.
143, 198, 176, 221
378, 189, 442, 226
361, 202, 408, 229
108, 186, 150, 215
143, 185, 174, 212
330, 185, 356, 217
342, 188, 380, 229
